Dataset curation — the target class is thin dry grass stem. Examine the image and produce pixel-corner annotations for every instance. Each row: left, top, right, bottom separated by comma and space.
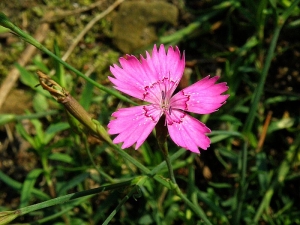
0, 19, 50, 110
41, 0, 106, 23
256, 111, 273, 153
0, 0, 125, 110
61, 0, 125, 62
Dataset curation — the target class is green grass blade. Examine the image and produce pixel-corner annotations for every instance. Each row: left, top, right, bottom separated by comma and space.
20, 168, 44, 208
253, 133, 300, 222
0, 170, 50, 201
53, 39, 66, 87
0, 12, 136, 105
79, 73, 96, 110
57, 172, 90, 195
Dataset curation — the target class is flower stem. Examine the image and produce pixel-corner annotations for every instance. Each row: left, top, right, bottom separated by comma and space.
36, 73, 209, 221
161, 143, 177, 184
167, 181, 212, 225
155, 116, 177, 184
83, 134, 116, 183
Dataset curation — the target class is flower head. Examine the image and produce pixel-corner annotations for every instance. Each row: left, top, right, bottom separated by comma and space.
108, 44, 229, 153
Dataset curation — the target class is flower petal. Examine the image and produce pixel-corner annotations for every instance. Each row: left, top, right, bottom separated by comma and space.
109, 56, 153, 100
144, 44, 185, 82
141, 45, 185, 103
109, 45, 185, 102
166, 110, 211, 153
171, 75, 229, 114
108, 76, 143, 100
107, 105, 161, 149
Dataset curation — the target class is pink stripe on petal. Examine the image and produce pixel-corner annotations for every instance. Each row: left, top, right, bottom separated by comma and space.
195, 95, 229, 104
167, 111, 211, 153
144, 45, 184, 82
108, 111, 138, 135
108, 106, 153, 134
151, 45, 167, 81
119, 56, 158, 85
143, 45, 161, 81
187, 75, 220, 90
165, 46, 185, 82
171, 76, 229, 114
115, 122, 153, 149
185, 94, 229, 114
110, 63, 142, 85
108, 76, 145, 100
108, 106, 159, 149
110, 56, 158, 100
110, 66, 146, 100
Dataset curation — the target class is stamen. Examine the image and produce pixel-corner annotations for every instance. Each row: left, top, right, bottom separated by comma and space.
161, 90, 166, 100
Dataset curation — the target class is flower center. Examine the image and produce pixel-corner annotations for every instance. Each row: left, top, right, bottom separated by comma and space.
143, 77, 178, 117
160, 90, 172, 116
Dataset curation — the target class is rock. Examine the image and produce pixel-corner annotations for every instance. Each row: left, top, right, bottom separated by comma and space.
0, 89, 32, 114
112, 0, 178, 53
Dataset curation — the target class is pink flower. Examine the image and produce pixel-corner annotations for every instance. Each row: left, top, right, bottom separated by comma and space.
108, 44, 229, 153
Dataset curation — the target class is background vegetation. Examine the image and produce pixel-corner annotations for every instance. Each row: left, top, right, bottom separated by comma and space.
0, 0, 300, 224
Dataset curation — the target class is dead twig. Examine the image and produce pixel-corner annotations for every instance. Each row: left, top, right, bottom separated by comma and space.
256, 111, 273, 153
41, 0, 106, 23
0, 0, 125, 111
0, 19, 50, 110
61, 0, 125, 62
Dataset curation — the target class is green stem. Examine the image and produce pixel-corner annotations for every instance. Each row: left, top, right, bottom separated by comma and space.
0, 177, 145, 225
36, 196, 91, 224
280, 0, 300, 22
253, 133, 300, 222
243, 25, 281, 133
150, 148, 186, 176
102, 186, 138, 225
78, 109, 210, 221
0, 12, 216, 223
83, 135, 116, 183
106, 142, 212, 222
103, 176, 147, 225
155, 116, 177, 183
19, 177, 141, 216
41, 155, 56, 198
235, 2, 300, 224
172, 183, 212, 225
162, 146, 177, 184
0, 110, 58, 126
233, 141, 248, 224
243, 0, 300, 133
